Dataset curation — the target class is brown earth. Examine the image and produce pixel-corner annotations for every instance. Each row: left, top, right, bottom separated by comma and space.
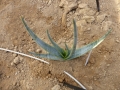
0, 0, 120, 90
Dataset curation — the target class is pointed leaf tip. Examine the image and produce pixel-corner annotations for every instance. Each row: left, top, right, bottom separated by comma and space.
22, 18, 61, 57
69, 29, 111, 60
67, 19, 78, 59
47, 30, 63, 53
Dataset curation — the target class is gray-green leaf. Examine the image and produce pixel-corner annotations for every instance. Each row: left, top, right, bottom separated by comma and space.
67, 19, 78, 58
30, 52, 62, 60
69, 29, 111, 60
21, 17, 60, 57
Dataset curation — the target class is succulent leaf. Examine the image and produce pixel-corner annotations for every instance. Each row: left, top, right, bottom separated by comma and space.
21, 17, 60, 57
67, 19, 78, 58
30, 52, 62, 60
68, 29, 111, 60
47, 30, 64, 54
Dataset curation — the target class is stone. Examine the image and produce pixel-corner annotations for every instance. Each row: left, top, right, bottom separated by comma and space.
36, 49, 42, 53
76, 20, 87, 26
13, 53, 18, 57
86, 9, 96, 16
11, 62, 14, 66
51, 84, 61, 90
107, 64, 110, 67
116, 39, 120, 43
47, 0, 52, 5
75, 12, 80, 16
19, 56, 23, 61
102, 21, 112, 31
96, 14, 107, 23
79, 8, 90, 15
13, 57, 20, 65
83, 16, 95, 23
117, 3, 120, 11
90, 58, 95, 64
78, 3, 88, 9
59, 0, 68, 7
88, 86, 93, 90
67, 22, 71, 27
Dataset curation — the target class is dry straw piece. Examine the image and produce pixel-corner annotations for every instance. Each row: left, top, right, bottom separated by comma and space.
0, 48, 49, 64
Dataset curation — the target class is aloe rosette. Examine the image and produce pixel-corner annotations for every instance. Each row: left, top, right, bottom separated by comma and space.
21, 17, 111, 61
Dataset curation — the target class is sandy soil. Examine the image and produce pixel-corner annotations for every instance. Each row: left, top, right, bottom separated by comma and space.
0, 0, 120, 90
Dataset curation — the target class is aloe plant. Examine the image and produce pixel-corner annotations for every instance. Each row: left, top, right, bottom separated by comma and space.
21, 17, 111, 61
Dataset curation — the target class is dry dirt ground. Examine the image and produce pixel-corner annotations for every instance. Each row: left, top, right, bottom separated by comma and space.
0, 0, 120, 90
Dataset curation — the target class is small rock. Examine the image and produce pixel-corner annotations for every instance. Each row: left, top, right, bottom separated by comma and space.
117, 3, 120, 11
87, 28, 91, 31
88, 86, 93, 90
93, 77, 97, 80
11, 62, 15, 66
79, 8, 90, 15
79, 7, 96, 16
86, 9, 96, 16
116, 39, 120, 43
107, 64, 110, 67
75, 12, 80, 16
36, 49, 42, 53
66, 18, 70, 22
13, 57, 20, 65
96, 14, 107, 23
90, 59, 95, 64
76, 20, 87, 26
78, 1, 81, 4
59, 0, 68, 7
87, 63, 91, 67
51, 85, 61, 90
19, 56, 23, 61
7, 76, 10, 78
83, 16, 95, 23
78, 3, 88, 9
15, 72, 18, 75
28, 49, 32, 52
102, 21, 112, 31
93, 75, 100, 81
47, 0, 52, 5
13, 53, 18, 57
67, 22, 71, 27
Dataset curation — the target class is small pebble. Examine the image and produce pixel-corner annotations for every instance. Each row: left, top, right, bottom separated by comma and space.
87, 63, 91, 67
76, 20, 87, 26
47, 0, 52, 5
51, 84, 61, 90
13, 57, 20, 65
36, 49, 42, 53
116, 39, 120, 43
7, 76, 10, 78
107, 64, 110, 67
11, 62, 15, 66
19, 56, 23, 61
82, 16, 95, 23
15, 72, 18, 75
102, 21, 112, 31
13, 53, 18, 57
90, 59, 95, 64
78, 3, 88, 9
88, 86, 93, 90
96, 14, 107, 23
67, 22, 71, 27
28, 49, 32, 52
93, 77, 97, 80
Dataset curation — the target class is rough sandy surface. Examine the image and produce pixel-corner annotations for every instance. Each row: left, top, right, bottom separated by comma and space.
0, 0, 120, 90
